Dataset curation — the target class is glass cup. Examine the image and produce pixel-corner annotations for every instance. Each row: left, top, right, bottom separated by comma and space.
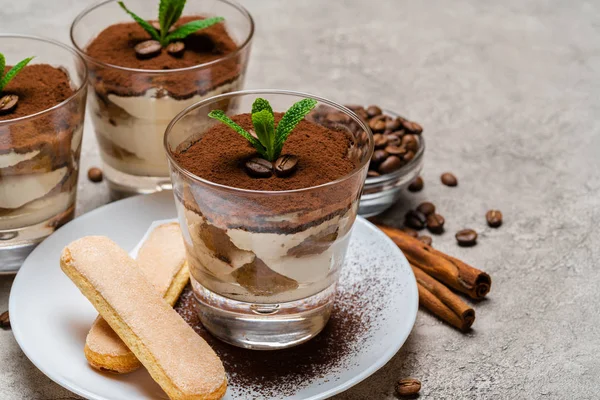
0, 35, 88, 273
70, 0, 254, 198
165, 89, 374, 349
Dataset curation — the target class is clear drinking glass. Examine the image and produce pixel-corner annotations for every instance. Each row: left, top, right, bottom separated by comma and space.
0, 35, 88, 272
165, 89, 373, 349
70, 0, 254, 198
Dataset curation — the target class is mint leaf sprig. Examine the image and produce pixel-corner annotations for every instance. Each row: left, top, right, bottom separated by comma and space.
0, 53, 34, 94
208, 98, 318, 162
118, 0, 224, 48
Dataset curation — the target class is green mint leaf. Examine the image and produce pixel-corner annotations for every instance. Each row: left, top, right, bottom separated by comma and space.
166, 17, 224, 42
251, 109, 276, 161
159, 0, 185, 42
274, 98, 317, 157
208, 110, 268, 158
118, 1, 160, 42
0, 53, 5, 81
251, 98, 273, 116
0, 56, 34, 93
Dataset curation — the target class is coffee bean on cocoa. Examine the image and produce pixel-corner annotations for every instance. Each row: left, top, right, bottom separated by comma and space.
366, 105, 382, 117
274, 154, 298, 177
441, 172, 458, 186
400, 227, 419, 238
0, 94, 18, 114
134, 40, 162, 59
166, 41, 185, 57
486, 209, 503, 227
416, 201, 435, 216
245, 157, 273, 178
405, 210, 427, 230
373, 134, 388, 149
87, 167, 103, 183
455, 229, 477, 246
395, 378, 421, 397
371, 149, 389, 164
378, 155, 402, 174
418, 235, 432, 246
408, 176, 424, 192
0, 311, 9, 330
426, 213, 445, 234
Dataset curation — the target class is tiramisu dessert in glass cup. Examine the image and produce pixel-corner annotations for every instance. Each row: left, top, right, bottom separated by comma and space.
70, 0, 253, 197
165, 90, 373, 349
0, 35, 87, 272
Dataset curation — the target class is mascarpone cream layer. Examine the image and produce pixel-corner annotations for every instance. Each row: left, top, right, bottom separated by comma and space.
0, 149, 41, 169
0, 191, 72, 230
92, 79, 242, 177
0, 167, 68, 209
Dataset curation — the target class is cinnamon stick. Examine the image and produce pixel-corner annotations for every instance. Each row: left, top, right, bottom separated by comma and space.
412, 265, 475, 331
377, 224, 491, 300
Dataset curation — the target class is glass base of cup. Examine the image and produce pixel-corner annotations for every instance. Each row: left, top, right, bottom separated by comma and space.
102, 163, 173, 200
0, 205, 75, 273
191, 278, 336, 350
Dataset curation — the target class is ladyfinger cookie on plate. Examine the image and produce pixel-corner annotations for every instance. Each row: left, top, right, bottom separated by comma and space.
84, 223, 190, 374
61, 236, 226, 400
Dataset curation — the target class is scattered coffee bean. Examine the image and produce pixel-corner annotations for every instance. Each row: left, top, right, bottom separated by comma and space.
418, 235, 432, 246
87, 167, 103, 183
426, 213, 445, 234
416, 201, 435, 216
0, 311, 9, 330
373, 134, 388, 149
405, 210, 427, 230
366, 105, 382, 117
395, 378, 421, 397
166, 41, 185, 57
135, 40, 162, 59
0, 94, 18, 114
456, 229, 477, 246
367, 170, 380, 177
400, 227, 419, 238
273, 154, 298, 177
384, 145, 406, 156
371, 149, 389, 164
408, 176, 424, 192
245, 157, 273, 178
378, 156, 402, 175
486, 209, 503, 228
402, 120, 423, 134
441, 172, 458, 187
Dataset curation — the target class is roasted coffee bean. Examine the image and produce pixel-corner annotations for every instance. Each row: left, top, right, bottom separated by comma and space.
402, 120, 423, 134
416, 201, 435, 216
385, 118, 402, 131
456, 229, 477, 246
371, 149, 389, 164
274, 154, 298, 177
400, 227, 419, 238
135, 40, 162, 59
402, 150, 415, 163
166, 41, 185, 57
367, 170, 380, 177
0, 94, 18, 114
366, 105, 382, 117
385, 135, 401, 147
151, 22, 175, 33
328, 111, 352, 124
378, 155, 402, 174
369, 118, 386, 132
486, 209, 503, 227
373, 134, 388, 149
441, 172, 458, 186
87, 167, 103, 183
426, 213, 445, 234
408, 176, 424, 192
384, 145, 406, 156
0, 311, 9, 330
245, 157, 273, 178
405, 210, 427, 230
401, 134, 419, 152
395, 378, 421, 397
418, 235, 432, 246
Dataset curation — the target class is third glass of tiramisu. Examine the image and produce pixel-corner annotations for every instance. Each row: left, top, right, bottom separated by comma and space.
165, 90, 373, 349
70, 0, 253, 197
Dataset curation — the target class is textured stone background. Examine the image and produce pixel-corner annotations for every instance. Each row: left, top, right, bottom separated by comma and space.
1, 0, 600, 399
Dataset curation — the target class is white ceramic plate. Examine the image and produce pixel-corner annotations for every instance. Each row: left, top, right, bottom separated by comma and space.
10, 191, 418, 400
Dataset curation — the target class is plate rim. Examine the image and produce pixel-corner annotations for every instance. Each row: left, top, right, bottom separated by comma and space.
9, 192, 418, 400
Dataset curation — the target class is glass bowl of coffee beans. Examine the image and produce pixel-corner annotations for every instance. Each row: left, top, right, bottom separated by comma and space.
348, 105, 424, 217
307, 104, 424, 217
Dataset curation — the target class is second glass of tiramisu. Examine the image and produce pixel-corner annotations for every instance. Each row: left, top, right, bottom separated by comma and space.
71, 0, 253, 197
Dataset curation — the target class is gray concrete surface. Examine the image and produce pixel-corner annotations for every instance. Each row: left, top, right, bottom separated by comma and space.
2, 0, 600, 398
